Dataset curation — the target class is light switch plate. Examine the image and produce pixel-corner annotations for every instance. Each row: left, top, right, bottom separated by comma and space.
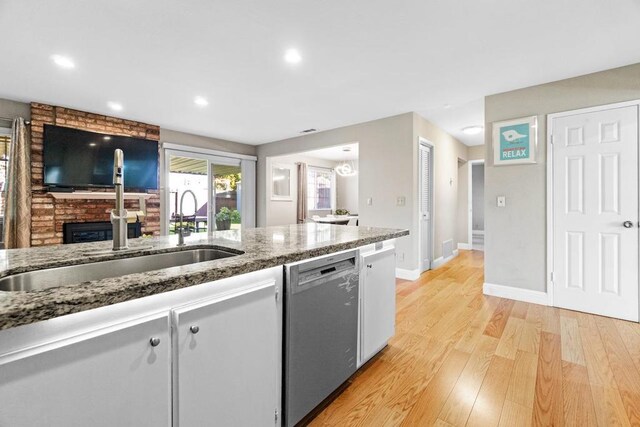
497, 196, 506, 207
367, 197, 373, 206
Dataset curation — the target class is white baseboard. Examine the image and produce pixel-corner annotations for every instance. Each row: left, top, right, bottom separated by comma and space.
395, 268, 421, 281
483, 282, 549, 306
432, 249, 459, 269
457, 243, 471, 250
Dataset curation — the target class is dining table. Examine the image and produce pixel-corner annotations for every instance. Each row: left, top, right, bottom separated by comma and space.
312, 215, 359, 225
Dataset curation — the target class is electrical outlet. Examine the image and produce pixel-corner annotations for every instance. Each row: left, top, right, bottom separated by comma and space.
397, 252, 405, 262
497, 196, 506, 207
367, 197, 373, 206
396, 196, 406, 207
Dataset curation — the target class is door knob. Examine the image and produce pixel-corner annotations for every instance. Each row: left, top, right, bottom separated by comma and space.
623, 221, 634, 228
149, 337, 161, 347
189, 325, 200, 334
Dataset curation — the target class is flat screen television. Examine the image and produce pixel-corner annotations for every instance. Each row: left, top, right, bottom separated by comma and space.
43, 124, 159, 191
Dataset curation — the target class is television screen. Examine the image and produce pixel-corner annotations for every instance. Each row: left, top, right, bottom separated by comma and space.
43, 124, 159, 190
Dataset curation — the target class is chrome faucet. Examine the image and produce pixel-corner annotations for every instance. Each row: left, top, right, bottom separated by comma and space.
177, 190, 197, 247
110, 149, 129, 250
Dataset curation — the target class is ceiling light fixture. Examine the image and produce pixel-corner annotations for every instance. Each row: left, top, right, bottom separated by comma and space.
51, 54, 75, 69
284, 48, 302, 64
194, 96, 209, 107
444, 104, 452, 109
462, 125, 484, 135
107, 102, 123, 112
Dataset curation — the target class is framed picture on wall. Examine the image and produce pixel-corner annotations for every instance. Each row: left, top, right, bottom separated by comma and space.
492, 116, 537, 165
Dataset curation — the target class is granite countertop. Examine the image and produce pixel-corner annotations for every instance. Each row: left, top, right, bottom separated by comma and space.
0, 224, 408, 330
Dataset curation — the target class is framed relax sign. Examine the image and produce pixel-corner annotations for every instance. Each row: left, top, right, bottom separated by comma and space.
492, 116, 537, 165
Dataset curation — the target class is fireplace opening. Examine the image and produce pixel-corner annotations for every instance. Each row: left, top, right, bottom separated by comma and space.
63, 221, 142, 244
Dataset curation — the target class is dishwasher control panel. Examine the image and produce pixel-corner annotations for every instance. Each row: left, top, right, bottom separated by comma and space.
298, 258, 355, 285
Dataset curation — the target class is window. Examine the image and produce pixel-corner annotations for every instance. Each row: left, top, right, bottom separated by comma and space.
307, 167, 335, 211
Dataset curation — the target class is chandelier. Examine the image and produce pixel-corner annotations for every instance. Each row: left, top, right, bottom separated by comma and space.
336, 160, 357, 177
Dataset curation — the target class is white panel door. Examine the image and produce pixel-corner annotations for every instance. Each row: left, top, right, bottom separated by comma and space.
173, 280, 280, 427
419, 143, 433, 272
553, 105, 639, 321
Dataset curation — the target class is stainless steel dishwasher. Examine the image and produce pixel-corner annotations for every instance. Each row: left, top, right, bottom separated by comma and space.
284, 250, 359, 427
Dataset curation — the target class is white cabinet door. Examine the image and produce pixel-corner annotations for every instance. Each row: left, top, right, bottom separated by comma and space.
360, 247, 396, 366
173, 279, 280, 427
0, 313, 171, 427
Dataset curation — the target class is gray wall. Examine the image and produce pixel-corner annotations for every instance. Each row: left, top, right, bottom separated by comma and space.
257, 112, 467, 272
456, 146, 485, 246
257, 113, 416, 270
0, 98, 30, 124
160, 128, 256, 156
484, 62, 640, 292
472, 164, 484, 231
413, 114, 470, 261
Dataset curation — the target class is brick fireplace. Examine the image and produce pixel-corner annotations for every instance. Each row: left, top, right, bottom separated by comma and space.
29, 103, 161, 246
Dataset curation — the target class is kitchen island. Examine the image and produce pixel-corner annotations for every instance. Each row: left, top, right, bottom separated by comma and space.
0, 224, 407, 427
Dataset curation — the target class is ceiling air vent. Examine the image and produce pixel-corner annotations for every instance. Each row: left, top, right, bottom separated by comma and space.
300, 128, 317, 134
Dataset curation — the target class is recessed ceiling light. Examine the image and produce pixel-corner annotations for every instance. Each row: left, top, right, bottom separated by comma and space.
103, 136, 111, 141
51, 54, 75, 69
89, 142, 97, 147
194, 96, 209, 107
107, 102, 123, 112
284, 48, 302, 64
462, 126, 484, 135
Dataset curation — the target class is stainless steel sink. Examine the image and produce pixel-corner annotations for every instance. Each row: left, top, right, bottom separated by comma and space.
0, 248, 241, 292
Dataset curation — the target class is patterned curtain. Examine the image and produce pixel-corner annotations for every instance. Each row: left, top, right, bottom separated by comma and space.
296, 162, 307, 224
4, 118, 31, 248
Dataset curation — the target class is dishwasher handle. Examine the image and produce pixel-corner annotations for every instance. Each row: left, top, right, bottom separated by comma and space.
319, 266, 338, 275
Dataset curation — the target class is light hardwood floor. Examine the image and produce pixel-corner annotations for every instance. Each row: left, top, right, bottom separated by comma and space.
309, 250, 640, 426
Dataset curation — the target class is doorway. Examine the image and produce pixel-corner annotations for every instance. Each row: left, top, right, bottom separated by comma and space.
468, 160, 484, 251
549, 101, 640, 321
419, 139, 434, 273
162, 147, 255, 236
265, 143, 358, 226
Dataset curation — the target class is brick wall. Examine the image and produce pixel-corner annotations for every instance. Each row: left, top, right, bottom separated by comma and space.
30, 103, 161, 246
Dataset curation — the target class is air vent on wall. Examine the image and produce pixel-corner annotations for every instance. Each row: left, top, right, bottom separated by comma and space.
300, 128, 317, 134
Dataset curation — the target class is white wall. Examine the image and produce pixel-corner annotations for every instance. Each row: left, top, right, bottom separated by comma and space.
472, 164, 484, 231
484, 62, 640, 292
336, 160, 358, 214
